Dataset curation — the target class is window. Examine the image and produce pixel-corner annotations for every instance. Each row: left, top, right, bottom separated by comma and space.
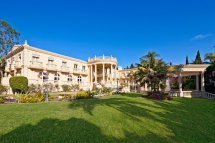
82, 66, 86, 71
62, 61, 67, 67
68, 75, 72, 82
11, 57, 14, 64
18, 54, 21, 61
48, 59, 54, 64
39, 72, 49, 82
77, 76, 82, 84
54, 73, 60, 82
32, 56, 39, 61
74, 64, 78, 69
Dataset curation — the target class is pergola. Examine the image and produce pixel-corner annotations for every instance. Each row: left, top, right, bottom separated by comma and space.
170, 64, 210, 98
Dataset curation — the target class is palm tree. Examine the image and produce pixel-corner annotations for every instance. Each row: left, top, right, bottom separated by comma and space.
204, 52, 215, 63
135, 52, 168, 92
140, 52, 160, 68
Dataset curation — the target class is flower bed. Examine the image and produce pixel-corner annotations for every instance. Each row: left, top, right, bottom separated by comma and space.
145, 91, 173, 100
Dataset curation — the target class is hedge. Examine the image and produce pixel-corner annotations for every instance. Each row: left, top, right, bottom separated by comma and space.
9, 76, 28, 94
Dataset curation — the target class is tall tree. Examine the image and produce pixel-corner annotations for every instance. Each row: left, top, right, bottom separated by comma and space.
130, 63, 134, 69
186, 56, 189, 64
135, 52, 169, 92
193, 50, 202, 64
204, 52, 215, 63
139, 51, 160, 68
170, 62, 172, 66
0, 20, 20, 60
0, 20, 20, 82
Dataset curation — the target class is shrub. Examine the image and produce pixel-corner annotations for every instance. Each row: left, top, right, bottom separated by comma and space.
205, 63, 215, 93
0, 96, 5, 103
48, 83, 55, 91
9, 76, 28, 94
146, 91, 173, 100
17, 92, 44, 103
27, 84, 37, 94
55, 84, 60, 92
71, 84, 80, 91
61, 84, 71, 92
0, 85, 8, 94
89, 90, 99, 96
75, 91, 92, 99
103, 87, 112, 95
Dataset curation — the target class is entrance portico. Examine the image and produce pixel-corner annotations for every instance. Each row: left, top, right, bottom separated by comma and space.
170, 64, 210, 98
88, 55, 118, 89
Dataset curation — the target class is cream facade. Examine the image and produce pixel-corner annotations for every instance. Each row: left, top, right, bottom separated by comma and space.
2, 41, 122, 92
1, 41, 211, 97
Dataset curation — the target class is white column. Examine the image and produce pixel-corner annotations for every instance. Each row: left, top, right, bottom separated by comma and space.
90, 65, 93, 83
196, 74, 199, 91
95, 64, 97, 84
145, 83, 148, 91
201, 72, 205, 91
110, 64, 113, 82
114, 65, 117, 82
178, 72, 183, 97
102, 64, 105, 83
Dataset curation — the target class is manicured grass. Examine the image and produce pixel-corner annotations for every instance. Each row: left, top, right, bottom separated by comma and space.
0, 93, 215, 143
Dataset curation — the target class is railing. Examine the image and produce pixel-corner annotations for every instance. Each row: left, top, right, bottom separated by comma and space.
30, 61, 43, 66
81, 69, 88, 73
88, 56, 117, 62
61, 66, 70, 72
73, 68, 80, 72
47, 63, 57, 69
169, 91, 180, 97
14, 61, 22, 68
73, 68, 88, 73
169, 90, 202, 98
203, 92, 215, 99
9, 64, 15, 70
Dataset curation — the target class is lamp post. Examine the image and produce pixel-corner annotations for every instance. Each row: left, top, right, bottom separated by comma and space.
42, 72, 49, 102
117, 78, 119, 93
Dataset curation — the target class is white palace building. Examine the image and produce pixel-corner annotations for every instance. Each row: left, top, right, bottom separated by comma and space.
1, 41, 212, 98
2, 41, 129, 92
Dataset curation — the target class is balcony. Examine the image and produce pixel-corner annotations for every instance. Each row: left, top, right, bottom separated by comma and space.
46, 63, 57, 71
61, 66, 70, 73
72, 68, 88, 75
29, 61, 43, 69
88, 56, 117, 63
81, 69, 88, 75
73, 68, 80, 73
5, 66, 10, 72
14, 61, 22, 69
10, 64, 15, 71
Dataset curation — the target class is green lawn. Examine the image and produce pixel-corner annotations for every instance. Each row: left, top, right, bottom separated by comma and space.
0, 93, 215, 143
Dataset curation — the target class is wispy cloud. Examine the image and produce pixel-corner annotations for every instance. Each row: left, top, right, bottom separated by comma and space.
192, 34, 213, 40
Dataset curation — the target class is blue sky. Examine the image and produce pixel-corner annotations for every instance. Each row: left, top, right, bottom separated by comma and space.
1, 0, 215, 67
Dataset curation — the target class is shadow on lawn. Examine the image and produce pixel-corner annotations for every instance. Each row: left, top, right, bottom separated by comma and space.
69, 94, 215, 142
1, 94, 215, 143
0, 117, 167, 143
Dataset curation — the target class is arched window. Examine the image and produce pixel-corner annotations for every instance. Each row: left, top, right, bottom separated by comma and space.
77, 76, 82, 84
54, 73, 60, 82
68, 75, 72, 82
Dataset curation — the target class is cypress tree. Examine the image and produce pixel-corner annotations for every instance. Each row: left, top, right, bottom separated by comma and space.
193, 50, 203, 64
186, 56, 189, 64
130, 63, 134, 69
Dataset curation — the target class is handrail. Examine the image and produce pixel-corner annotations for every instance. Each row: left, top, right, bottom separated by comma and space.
203, 92, 215, 99
88, 56, 117, 62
